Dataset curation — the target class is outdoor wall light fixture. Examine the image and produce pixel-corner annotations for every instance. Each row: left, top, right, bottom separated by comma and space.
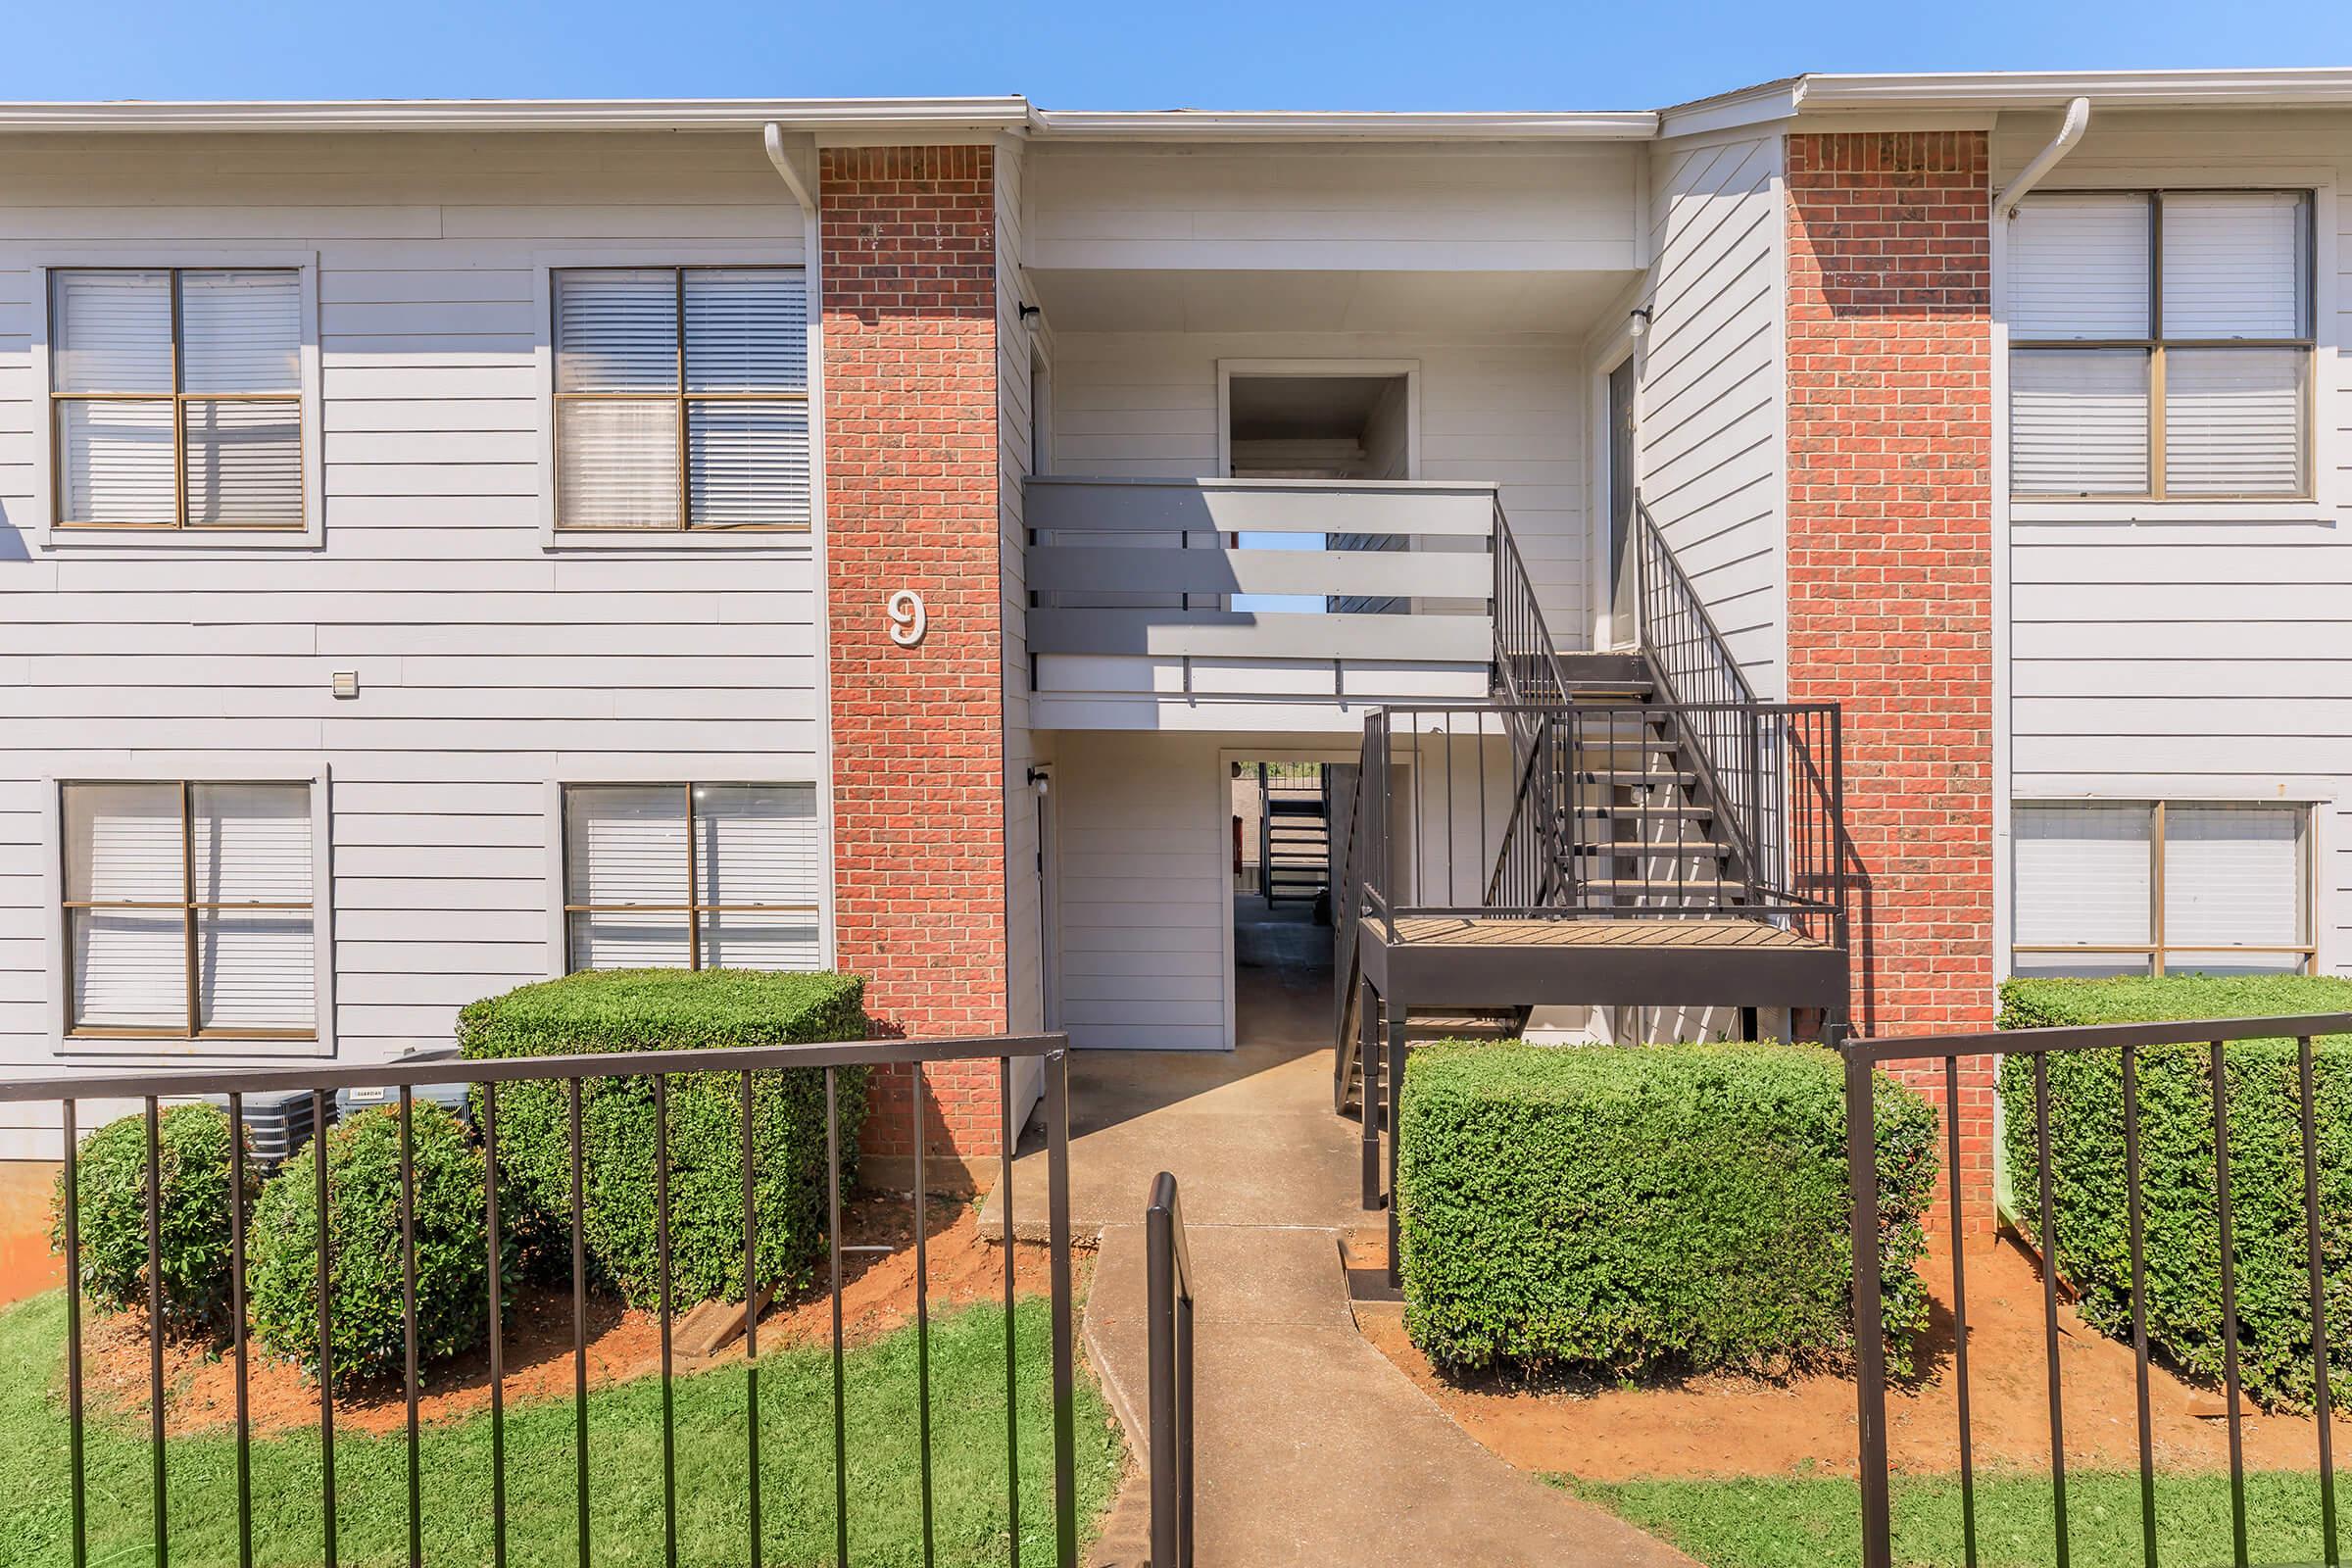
1018, 301, 1043, 327
1629, 305, 1655, 340
1027, 765, 1052, 797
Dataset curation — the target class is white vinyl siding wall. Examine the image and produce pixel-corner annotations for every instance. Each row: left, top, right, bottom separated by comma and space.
1994, 109, 2350, 981
0, 131, 820, 1150
1637, 132, 1787, 696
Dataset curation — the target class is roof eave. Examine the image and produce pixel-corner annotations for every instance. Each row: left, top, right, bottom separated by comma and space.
1027, 108, 1659, 141
0, 96, 1037, 133
1797, 69, 2352, 112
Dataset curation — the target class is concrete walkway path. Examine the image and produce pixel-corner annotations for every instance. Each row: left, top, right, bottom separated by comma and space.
985, 899, 1689, 1567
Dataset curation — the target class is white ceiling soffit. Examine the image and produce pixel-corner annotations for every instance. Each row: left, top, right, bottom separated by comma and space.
1023, 268, 1637, 334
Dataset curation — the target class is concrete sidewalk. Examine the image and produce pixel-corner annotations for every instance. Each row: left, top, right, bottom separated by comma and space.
985, 898, 1688, 1566
1083, 1223, 1690, 1567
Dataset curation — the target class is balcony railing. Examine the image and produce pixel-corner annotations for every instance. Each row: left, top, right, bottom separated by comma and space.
1024, 476, 1498, 677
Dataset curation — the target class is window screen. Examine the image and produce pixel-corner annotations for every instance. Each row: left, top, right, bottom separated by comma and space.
563, 783, 820, 971
2011, 800, 2311, 976
552, 269, 810, 531
50, 269, 304, 529
2007, 192, 2311, 499
62, 781, 317, 1037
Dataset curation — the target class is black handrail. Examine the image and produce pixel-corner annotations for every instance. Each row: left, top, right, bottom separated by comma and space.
1353, 702, 1844, 942
1490, 498, 1575, 709
1146, 1171, 1196, 1568
1632, 497, 1769, 888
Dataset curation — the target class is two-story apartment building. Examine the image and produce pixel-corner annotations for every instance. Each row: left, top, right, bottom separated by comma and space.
2, 71, 2346, 1209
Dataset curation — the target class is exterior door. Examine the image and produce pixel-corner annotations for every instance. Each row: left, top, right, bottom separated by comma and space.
1605, 357, 1638, 649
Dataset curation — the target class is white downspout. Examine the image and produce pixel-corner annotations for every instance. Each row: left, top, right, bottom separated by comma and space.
1997, 97, 2091, 219
762, 121, 813, 210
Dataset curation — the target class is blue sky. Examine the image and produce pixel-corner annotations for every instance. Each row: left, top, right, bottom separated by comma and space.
4, 0, 2350, 108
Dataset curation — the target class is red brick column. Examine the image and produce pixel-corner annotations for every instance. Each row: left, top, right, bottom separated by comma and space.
820, 145, 1007, 1180
1785, 131, 1997, 1224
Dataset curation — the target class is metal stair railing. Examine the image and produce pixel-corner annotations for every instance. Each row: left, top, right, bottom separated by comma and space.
1632, 496, 1767, 894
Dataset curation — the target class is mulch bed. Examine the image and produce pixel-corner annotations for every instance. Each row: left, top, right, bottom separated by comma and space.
1356, 1231, 2352, 1481
73, 1189, 1064, 1440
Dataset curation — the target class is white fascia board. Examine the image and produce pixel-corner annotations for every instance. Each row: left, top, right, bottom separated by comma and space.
1027, 108, 1659, 141
1797, 69, 2352, 111
1656, 79, 1805, 141
0, 96, 1035, 133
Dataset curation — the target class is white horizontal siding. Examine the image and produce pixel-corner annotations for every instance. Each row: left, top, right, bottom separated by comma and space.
1026, 143, 1640, 273
0, 132, 820, 1093
1993, 109, 2352, 975
1638, 132, 1785, 695
1053, 731, 1228, 1052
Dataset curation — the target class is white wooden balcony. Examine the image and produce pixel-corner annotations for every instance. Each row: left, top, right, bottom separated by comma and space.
1023, 476, 1499, 730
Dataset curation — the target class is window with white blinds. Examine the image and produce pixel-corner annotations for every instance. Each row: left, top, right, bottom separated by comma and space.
2007, 191, 2313, 499
48, 269, 306, 529
562, 783, 821, 971
61, 781, 318, 1038
2012, 801, 2312, 977
552, 268, 810, 531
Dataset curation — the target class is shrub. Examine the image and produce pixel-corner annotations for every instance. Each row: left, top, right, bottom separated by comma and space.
245, 1102, 490, 1388
456, 968, 868, 1310
1998, 974, 2352, 1409
49, 1102, 255, 1332
1397, 1040, 1937, 1379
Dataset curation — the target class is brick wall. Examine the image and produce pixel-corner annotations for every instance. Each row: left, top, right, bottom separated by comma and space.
820, 145, 1008, 1178
1785, 131, 1997, 1220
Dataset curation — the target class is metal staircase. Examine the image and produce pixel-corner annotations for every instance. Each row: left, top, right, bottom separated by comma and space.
1257, 765, 1331, 906
1332, 497, 1849, 1132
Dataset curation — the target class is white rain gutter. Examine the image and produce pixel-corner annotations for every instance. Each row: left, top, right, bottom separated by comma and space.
761, 121, 812, 210
1997, 96, 2091, 219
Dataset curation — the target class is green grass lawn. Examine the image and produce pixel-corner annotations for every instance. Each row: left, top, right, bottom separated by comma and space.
0, 1290, 1123, 1568
1568, 1468, 2342, 1568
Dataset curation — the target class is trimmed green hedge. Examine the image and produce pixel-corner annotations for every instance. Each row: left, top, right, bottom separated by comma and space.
456, 969, 868, 1310
1397, 1041, 1938, 1378
246, 1103, 489, 1388
1999, 975, 2352, 1409
50, 1103, 256, 1332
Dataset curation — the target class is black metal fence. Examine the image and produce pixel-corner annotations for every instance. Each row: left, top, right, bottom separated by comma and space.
1145, 1171, 1196, 1568
13, 1032, 1082, 1568
1843, 1014, 2351, 1568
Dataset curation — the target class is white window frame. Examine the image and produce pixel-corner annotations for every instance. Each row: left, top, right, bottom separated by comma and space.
1213, 359, 1422, 480
41, 765, 336, 1058
2008, 795, 2321, 978
532, 245, 820, 552
1996, 171, 2339, 524
543, 776, 834, 976
28, 249, 324, 550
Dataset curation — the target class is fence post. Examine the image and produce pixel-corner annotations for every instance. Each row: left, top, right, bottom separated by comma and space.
1840, 1027, 1893, 1568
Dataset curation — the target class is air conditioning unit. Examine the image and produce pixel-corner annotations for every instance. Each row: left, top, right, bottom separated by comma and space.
336, 1046, 471, 1129
202, 1085, 331, 1171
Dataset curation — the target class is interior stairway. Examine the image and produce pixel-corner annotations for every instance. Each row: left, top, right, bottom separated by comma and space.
1263, 785, 1331, 905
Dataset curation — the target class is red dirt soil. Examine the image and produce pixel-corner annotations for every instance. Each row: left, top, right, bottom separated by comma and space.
1358, 1233, 2352, 1483
71, 1190, 1065, 1441
0, 1161, 65, 1306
